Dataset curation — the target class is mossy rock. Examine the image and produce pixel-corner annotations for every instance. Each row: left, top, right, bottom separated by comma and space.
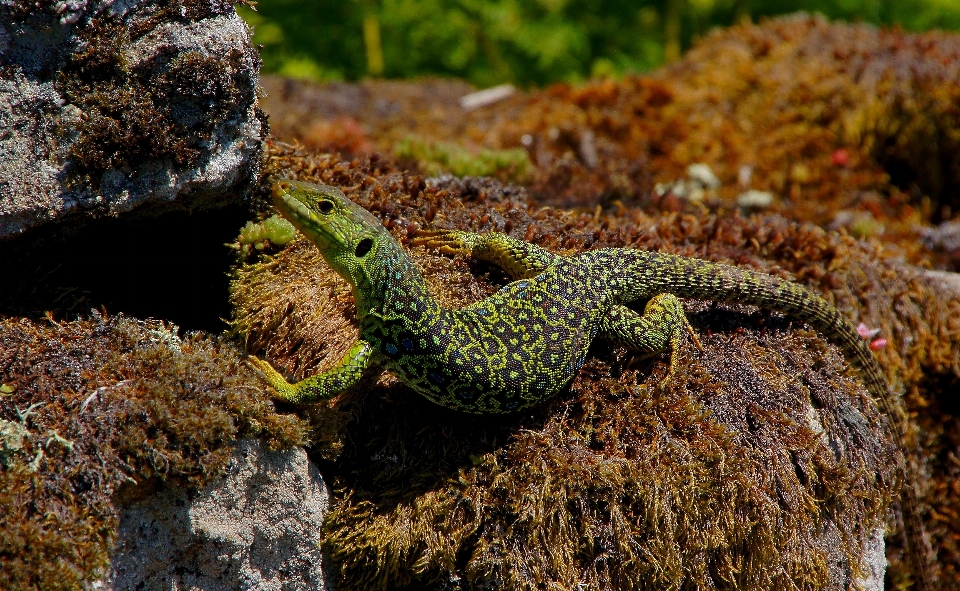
229, 143, 960, 590
0, 314, 309, 591
261, 16, 960, 265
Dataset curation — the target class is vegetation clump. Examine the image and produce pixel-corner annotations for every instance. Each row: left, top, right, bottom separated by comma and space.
238, 214, 298, 254
394, 136, 532, 182
229, 143, 960, 590
0, 313, 309, 591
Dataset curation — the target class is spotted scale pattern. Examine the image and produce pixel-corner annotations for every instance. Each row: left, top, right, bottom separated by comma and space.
366, 264, 609, 412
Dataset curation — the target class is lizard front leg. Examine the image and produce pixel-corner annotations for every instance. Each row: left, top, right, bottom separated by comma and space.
247, 339, 378, 404
414, 229, 559, 279
601, 294, 702, 376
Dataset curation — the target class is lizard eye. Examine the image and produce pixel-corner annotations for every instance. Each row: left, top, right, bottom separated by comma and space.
318, 200, 334, 213
355, 238, 373, 257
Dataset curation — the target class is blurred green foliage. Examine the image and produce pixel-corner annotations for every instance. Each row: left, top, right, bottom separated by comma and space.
240, 0, 960, 87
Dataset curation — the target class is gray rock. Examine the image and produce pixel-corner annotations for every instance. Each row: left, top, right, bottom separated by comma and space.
0, 0, 266, 241
923, 269, 960, 299
105, 439, 333, 591
920, 219, 960, 252
858, 525, 887, 591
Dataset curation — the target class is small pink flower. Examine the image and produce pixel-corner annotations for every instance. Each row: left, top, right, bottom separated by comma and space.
869, 338, 888, 351
857, 322, 881, 339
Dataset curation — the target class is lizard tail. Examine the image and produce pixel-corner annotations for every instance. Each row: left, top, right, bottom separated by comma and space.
613, 250, 888, 402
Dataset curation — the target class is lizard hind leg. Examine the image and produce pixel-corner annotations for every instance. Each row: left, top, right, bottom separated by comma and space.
600, 295, 702, 378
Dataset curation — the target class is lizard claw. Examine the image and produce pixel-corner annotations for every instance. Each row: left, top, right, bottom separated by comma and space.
685, 323, 703, 351
665, 321, 701, 383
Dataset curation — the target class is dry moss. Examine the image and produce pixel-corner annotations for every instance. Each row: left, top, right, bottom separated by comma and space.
0, 313, 309, 591
260, 16, 960, 265
229, 143, 960, 590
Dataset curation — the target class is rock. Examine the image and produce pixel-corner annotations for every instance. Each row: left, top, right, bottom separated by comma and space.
922, 269, 960, 299
230, 147, 916, 591
0, 0, 266, 242
459, 83, 516, 111
737, 189, 775, 209
920, 219, 960, 253
857, 526, 887, 591
106, 439, 333, 591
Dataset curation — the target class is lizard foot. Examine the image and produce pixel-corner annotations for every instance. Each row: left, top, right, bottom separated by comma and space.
665, 317, 703, 385
245, 355, 299, 402
412, 229, 479, 257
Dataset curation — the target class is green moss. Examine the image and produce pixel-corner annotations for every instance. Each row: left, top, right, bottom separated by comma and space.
394, 136, 532, 182
0, 314, 310, 591
238, 214, 298, 254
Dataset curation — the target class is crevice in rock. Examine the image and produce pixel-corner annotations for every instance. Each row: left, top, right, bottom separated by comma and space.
0, 204, 252, 332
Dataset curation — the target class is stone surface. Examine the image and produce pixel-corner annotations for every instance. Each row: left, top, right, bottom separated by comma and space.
106, 439, 331, 591
0, 0, 266, 241
858, 526, 887, 591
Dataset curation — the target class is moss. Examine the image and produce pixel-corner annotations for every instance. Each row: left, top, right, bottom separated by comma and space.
0, 313, 310, 591
261, 16, 960, 266
394, 136, 532, 182
237, 214, 298, 255
229, 143, 960, 590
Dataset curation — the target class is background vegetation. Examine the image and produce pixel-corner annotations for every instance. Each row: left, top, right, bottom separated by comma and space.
240, 0, 960, 87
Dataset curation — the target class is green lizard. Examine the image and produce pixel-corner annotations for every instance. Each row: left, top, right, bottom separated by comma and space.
247, 179, 930, 589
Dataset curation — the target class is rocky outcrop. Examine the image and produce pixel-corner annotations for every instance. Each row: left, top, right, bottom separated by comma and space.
107, 439, 332, 591
0, 0, 266, 241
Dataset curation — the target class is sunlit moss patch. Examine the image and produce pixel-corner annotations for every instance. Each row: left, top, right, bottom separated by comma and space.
228, 143, 960, 590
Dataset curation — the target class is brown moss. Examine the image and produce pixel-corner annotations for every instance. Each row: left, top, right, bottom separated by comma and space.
229, 143, 960, 590
260, 16, 960, 265
0, 313, 309, 591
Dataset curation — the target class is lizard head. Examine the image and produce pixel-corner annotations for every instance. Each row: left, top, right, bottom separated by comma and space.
272, 179, 397, 286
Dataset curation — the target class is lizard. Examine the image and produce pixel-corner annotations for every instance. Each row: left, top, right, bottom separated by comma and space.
247, 178, 931, 590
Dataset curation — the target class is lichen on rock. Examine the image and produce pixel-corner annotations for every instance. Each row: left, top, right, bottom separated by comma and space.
0, 0, 266, 241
